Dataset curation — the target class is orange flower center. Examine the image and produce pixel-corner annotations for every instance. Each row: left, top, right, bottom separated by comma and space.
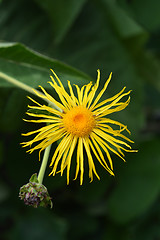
62, 106, 96, 137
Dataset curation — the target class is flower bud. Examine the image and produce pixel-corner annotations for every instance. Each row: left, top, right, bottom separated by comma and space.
19, 173, 53, 208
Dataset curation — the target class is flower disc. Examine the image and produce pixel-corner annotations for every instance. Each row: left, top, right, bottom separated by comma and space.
63, 106, 96, 137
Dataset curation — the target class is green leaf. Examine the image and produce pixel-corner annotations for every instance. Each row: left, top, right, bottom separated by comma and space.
0, 181, 10, 203
68, 213, 98, 239
34, 0, 87, 44
101, 0, 148, 40
0, 42, 92, 89
135, 51, 160, 92
129, 0, 160, 32
75, 164, 112, 204
0, 0, 54, 52
0, 88, 27, 132
108, 139, 160, 224
0, 140, 4, 166
8, 208, 67, 240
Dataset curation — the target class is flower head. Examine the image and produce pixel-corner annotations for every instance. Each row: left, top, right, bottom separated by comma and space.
21, 69, 137, 185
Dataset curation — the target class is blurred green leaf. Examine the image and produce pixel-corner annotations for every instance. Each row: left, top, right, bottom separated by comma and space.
8, 208, 67, 240
135, 51, 160, 92
0, 88, 27, 132
102, 0, 147, 40
0, 0, 53, 52
129, 0, 160, 32
0, 181, 10, 202
0, 42, 91, 89
68, 213, 98, 240
75, 164, 112, 204
34, 0, 87, 44
103, 223, 131, 240
0, 140, 4, 165
108, 139, 160, 224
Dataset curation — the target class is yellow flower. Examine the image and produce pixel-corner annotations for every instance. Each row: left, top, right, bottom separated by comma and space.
22, 69, 137, 185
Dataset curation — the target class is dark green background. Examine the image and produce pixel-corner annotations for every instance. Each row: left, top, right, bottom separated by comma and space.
1, 0, 160, 239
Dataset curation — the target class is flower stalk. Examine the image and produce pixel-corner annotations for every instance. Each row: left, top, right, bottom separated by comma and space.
0, 72, 38, 95
0, 71, 62, 111
38, 144, 52, 184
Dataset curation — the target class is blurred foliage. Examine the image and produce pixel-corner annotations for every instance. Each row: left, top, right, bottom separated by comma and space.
0, 0, 160, 239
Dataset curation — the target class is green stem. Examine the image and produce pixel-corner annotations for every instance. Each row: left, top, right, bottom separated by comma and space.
0, 72, 62, 112
38, 145, 52, 184
0, 72, 38, 95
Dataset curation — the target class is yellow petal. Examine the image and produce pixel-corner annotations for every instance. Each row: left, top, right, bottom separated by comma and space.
79, 138, 84, 185
83, 137, 100, 182
90, 72, 112, 110
91, 86, 126, 111
90, 132, 114, 175
87, 69, 100, 108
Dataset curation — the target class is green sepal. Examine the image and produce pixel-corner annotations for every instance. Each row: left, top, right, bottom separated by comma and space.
29, 173, 39, 183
